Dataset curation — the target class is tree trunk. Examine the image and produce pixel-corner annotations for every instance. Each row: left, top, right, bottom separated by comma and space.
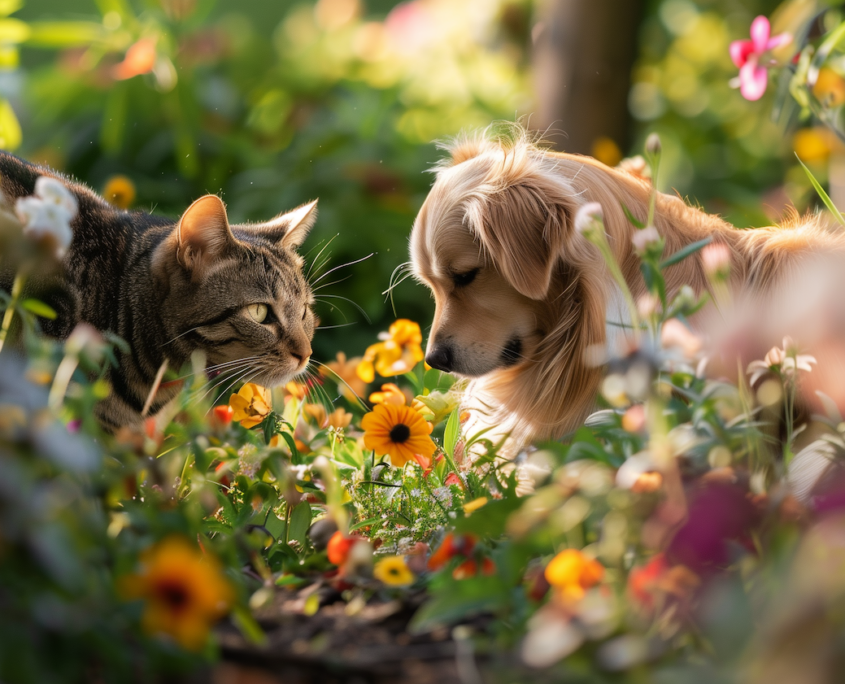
532, 0, 644, 157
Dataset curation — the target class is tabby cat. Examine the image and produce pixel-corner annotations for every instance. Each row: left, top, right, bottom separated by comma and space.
0, 152, 318, 430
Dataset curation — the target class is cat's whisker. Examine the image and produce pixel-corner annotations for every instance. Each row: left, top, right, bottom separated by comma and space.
306, 233, 339, 281
193, 365, 258, 411
312, 294, 371, 323
162, 326, 203, 346
310, 274, 352, 292
201, 366, 259, 416
310, 359, 369, 411
165, 355, 264, 385
188, 363, 257, 407
315, 323, 357, 330
313, 297, 350, 323
310, 253, 374, 286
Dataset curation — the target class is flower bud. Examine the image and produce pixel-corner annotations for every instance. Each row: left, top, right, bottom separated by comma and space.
631, 225, 661, 254
574, 202, 604, 236
645, 133, 662, 156
701, 243, 731, 280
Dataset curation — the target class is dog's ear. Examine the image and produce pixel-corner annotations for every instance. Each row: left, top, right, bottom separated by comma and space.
466, 180, 569, 300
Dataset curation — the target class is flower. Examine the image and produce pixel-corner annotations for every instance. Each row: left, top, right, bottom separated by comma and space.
103, 175, 136, 209
302, 402, 327, 426
368, 382, 407, 406
452, 557, 496, 580
229, 383, 272, 428
660, 319, 701, 358
631, 225, 661, 254
463, 496, 488, 514
701, 242, 731, 280
113, 37, 157, 80
356, 319, 424, 382
327, 531, 363, 566
628, 553, 699, 613
813, 67, 845, 108
361, 403, 436, 467
211, 404, 234, 427
326, 407, 353, 429
574, 202, 604, 236
373, 555, 415, 586
15, 176, 79, 258
285, 381, 308, 400
119, 536, 233, 650
320, 351, 368, 401
544, 549, 604, 602
747, 336, 816, 385
729, 16, 791, 101
427, 532, 476, 571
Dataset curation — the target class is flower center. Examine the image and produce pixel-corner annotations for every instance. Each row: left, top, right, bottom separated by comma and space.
389, 423, 411, 443
156, 579, 191, 612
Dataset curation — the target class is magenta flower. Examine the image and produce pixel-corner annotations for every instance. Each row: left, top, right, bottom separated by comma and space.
730, 16, 791, 101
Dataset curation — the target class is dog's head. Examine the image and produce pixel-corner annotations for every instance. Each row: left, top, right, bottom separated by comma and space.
411, 130, 599, 378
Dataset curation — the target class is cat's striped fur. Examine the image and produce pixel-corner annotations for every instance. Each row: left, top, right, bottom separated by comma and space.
0, 153, 317, 430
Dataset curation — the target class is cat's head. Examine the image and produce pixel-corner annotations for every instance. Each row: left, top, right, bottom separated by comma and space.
153, 195, 319, 388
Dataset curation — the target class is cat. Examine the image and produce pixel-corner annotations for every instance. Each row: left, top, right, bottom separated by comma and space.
0, 152, 318, 431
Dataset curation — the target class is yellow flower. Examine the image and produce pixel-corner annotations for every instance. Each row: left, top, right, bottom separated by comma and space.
373, 556, 415, 586
229, 383, 272, 428
357, 319, 424, 382
369, 382, 407, 406
361, 403, 436, 467
327, 407, 353, 429
463, 497, 488, 514
303, 402, 327, 427
103, 175, 136, 209
813, 67, 845, 108
119, 536, 234, 651
544, 549, 605, 603
285, 381, 308, 400
321, 351, 368, 401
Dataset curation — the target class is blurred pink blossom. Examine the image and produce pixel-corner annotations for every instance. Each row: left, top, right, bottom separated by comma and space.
729, 16, 791, 101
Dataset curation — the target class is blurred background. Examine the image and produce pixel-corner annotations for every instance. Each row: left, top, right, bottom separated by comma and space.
8, 0, 820, 359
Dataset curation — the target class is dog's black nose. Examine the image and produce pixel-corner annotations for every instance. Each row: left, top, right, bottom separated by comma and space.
426, 345, 453, 372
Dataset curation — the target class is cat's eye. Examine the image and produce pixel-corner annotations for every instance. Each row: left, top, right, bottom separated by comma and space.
453, 268, 479, 288
246, 303, 268, 324
302, 306, 308, 321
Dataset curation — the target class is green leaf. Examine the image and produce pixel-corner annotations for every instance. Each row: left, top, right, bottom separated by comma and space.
0, 99, 21, 151
424, 368, 456, 393
231, 606, 266, 646
349, 516, 380, 532
621, 202, 645, 229
409, 576, 509, 634
26, 21, 104, 47
444, 409, 459, 459
264, 512, 286, 540
101, 85, 128, 154
796, 154, 845, 226
659, 236, 713, 270
21, 298, 56, 319
287, 501, 311, 547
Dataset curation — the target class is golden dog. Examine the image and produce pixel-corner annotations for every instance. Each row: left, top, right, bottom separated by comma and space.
410, 124, 844, 445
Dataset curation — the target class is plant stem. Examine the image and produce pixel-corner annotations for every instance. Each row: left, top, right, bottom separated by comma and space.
0, 270, 26, 355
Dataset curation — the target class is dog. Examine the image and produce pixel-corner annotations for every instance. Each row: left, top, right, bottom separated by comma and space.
410, 124, 845, 446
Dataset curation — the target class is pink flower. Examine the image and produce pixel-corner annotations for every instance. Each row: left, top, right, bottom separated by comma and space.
730, 16, 791, 101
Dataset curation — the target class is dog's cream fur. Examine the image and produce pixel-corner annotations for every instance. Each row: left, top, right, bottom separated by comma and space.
411, 124, 845, 445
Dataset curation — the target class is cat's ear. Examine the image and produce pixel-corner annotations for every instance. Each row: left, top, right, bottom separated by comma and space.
176, 195, 235, 271
252, 199, 318, 249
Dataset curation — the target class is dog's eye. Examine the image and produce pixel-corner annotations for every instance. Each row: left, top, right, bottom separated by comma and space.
453, 268, 479, 288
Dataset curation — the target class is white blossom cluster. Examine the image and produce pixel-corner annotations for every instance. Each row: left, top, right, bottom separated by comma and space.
15, 176, 78, 258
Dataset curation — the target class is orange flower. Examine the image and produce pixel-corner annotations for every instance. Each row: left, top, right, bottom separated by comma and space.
356, 319, 424, 382
321, 351, 368, 401
303, 403, 327, 427
119, 536, 233, 650
452, 557, 496, 580
427, 532, 476, 571
113, 37, 157, 80
229, 383, 272, 428
369, 382, 407, 406
326, 407, 353, 429
103, 175, 136, 209
327, 531, 363, 566
544, 549, 604, 602
361, 403, 436, 467
285, 381, 309, 400
211, 404, 234, 427
628, 553, 700, 612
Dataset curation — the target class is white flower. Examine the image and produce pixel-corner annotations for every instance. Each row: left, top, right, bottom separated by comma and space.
35, 176, 78, 217
14, 177, 78, 259
574, 202, 604, 236
746, 336, 816, 385
631, 224, 660, 253
15, 196, 74, 259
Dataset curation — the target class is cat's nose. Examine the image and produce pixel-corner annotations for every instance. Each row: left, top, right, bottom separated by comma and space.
291, 343, 312, 367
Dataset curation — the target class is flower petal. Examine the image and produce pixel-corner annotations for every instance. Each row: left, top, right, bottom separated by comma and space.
729, 39, 754, 68
739, 60, 768, 101
766, 31, 791, 51
749, 15, 770, 55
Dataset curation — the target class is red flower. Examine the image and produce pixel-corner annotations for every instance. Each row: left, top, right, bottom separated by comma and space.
452, 557, 495, 580
327, 531, 363, 566
729, 16, 791, 101
427, 532, 476, 571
